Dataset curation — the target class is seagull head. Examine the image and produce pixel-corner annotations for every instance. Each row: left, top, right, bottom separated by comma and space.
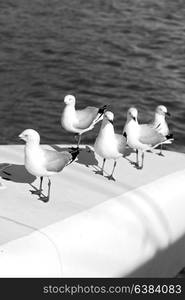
156, 105, 170, 116
127, 107, 138, 122
104, 111, 114, 125
19, 129, 40, 145
64, 95, 76, 105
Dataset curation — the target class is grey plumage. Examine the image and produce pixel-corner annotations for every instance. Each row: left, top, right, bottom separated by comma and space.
44, 150, 73, 172
74, 106, 99, 130
115, 134, 127, 155
139, 124, 169, 146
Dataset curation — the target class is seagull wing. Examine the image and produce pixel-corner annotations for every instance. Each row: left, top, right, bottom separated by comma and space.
139, 124, 166, 146
75, 106, 99, 130
115, 134, 127, 155
44, 150, 72, 172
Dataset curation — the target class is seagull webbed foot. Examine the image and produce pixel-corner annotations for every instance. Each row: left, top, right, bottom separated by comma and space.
94, 170, 104, 176
158, 152, 165, 157
136, 165, 143, 170
129, 160, 137, 166
106, 175, 116, 181
39, 196, 49, 203
30, 189, 42, 196
129, 161, 140, 169
133, 162, 143, 170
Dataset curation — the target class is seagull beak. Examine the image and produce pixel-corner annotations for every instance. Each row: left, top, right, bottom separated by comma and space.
109, 120, 114, 125
166, 112, 171, 116
18, 134, 23, 140
132, 116, 136, 121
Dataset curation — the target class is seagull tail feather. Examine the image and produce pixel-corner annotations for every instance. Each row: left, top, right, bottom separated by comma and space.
92, 105, 108, 125
152, 136, 174, 150
98, 104, 108, 115
162, 133, 174, 144
166, 133, 174, 140
67, 148, 80, 165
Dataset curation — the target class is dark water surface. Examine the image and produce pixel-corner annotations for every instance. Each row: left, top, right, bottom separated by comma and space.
0, 0, 185, 152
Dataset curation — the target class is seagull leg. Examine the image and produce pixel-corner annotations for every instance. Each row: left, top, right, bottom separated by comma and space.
40, 176, 43, 191
141, 152, 144, 169
48, 178, 51, 200
102, 158, 106, 173
136, 149, 139, 167
30, 176, 43, 196
72, 134, 81, 149
77, 134, 81, 148
158, 144, 164, 156
39, 178, 51, 202
94, 158, 106, 176
106, 160, 116, 181
136, 151, 144, 170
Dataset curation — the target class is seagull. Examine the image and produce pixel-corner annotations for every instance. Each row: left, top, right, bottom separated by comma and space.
61, 95, 107, 148
151, 105, 172, 156
94, 111, 127, 181
19, 129, 79, 202
123, 107, 173, 169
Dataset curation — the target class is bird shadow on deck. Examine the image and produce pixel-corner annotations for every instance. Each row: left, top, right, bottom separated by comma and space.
50, 144, 100, 171
0, 163, 47, 200
125, 149, 153, 170
76, 146, 99, 169
123, 147, 134, 158
125, 232, 185, 278
0, 163, 35, 184
50, 144, 135, 179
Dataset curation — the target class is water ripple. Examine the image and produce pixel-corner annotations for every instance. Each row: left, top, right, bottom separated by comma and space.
0, 0, 184, 153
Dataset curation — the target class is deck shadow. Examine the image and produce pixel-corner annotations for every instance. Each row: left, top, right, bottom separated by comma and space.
0, 163, 36, 184
125, 233, 185, 278
50, 144, 99, 168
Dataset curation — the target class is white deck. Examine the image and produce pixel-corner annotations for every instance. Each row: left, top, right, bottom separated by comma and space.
0, 145, 185, 277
